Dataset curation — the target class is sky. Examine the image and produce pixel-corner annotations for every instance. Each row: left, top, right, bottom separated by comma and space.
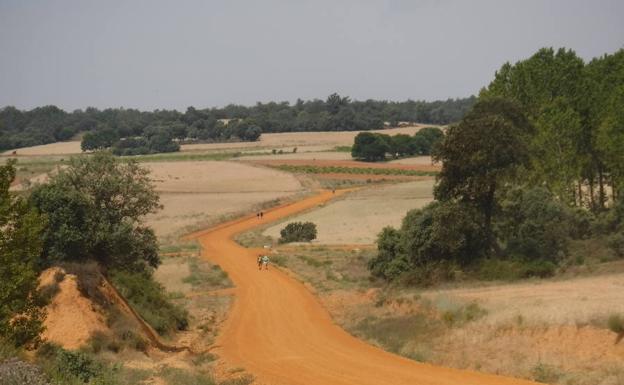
0, 0, 622, 111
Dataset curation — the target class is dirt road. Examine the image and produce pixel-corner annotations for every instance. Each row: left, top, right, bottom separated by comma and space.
191, 191, 539, 385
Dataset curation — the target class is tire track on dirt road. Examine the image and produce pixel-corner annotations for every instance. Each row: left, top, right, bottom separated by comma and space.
188, 190, 540, 385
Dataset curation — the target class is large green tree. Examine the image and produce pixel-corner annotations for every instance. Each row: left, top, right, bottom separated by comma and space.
433, 98, 532, 254
30, 152, 161, 271
0, 160, 46, 347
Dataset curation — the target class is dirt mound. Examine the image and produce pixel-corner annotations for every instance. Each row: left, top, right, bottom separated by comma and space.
40, 267, 108, 350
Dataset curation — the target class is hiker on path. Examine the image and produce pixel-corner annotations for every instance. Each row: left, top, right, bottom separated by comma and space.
257, 255, 263, 270
261, 255, 270, 270
260, 211, 264, 219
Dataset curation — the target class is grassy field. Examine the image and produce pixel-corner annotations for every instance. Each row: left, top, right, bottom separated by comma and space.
261, 180, 435, 244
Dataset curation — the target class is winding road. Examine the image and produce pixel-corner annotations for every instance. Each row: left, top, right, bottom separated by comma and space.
190, 190, 539, 385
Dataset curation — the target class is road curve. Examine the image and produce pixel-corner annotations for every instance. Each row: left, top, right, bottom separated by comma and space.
190, 190, 539, 385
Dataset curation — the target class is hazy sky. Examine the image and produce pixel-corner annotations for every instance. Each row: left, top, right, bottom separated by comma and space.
1, 0, 622, 111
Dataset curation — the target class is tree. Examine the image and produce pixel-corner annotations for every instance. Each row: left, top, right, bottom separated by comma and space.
80, 126, 119, 151
497, 187, 572, 263
369, 201, 486, 283
389, 134, 413, 157
242, 125, 262, 141
30, 152, 161, 271
434, 98, 532, 255
279, 222, 317, 243
412, 126, 444, 155
0, 159, 46, 347
597, 85, 624, 200
351, 132, 390, 161
532, 97, 583, 204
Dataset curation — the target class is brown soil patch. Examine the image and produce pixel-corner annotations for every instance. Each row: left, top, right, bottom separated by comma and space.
40, 267, 107, 350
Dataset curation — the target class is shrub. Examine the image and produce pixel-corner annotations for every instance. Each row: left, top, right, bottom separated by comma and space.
159, 367, 215, 385
351, 132, 390, 161
36, 343, 121, 385
607, 233, 624, 257
497, 187, 572, 263
279, 222, 317, 243
110, 270, 188, 336
607, 314, 624, 334
531, 362, 561, 383
0, 358, 49, 385
370, 201, 486, 284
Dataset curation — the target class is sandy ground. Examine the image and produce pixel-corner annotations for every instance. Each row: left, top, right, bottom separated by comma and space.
143, 161, 303, 240
39, 267, 108, 349
2, 141, 83, 156
262, 180, 434, 244
189, 190, 536, 385
3, 126, 427, 156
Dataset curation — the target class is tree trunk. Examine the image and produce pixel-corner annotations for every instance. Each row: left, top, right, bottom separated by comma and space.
483, 182, 497, 257
598, 166, 606, 210
589, 177, 595, 211
577, 181, 583, 208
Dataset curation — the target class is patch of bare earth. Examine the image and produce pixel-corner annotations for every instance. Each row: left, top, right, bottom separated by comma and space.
39, 267, 108, 349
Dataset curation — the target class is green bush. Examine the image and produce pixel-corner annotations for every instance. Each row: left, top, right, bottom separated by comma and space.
370, 201, 486, 284
497, 187, 572, 263
110, 270, 188, 336
607, 233, 624, 257
159, 367, 215, 385
279, 222, 317, 243
476, 258, 556, 281
351, 132, 390, 161
36, 343, 121, 385
607, 314, 624, 334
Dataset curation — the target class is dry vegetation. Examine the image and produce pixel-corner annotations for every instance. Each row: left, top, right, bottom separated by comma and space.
270, 246, 624, 385
261, 180, 435, 244
143, 161, 304, 244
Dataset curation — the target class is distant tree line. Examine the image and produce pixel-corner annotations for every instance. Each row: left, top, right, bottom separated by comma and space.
351, 127, 444, 161
370, 47, 624, 285
0, 95, 475, 152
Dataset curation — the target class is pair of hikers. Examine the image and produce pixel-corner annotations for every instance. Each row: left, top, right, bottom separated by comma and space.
256, 211, 264, 219
257, 255, 270, 270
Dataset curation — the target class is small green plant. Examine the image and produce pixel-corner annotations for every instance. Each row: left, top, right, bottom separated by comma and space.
531, 362, 561, 383
159, 366, 215, 385
279, 222, 317, 243
607, 233, 624, 258
608, 314, 624, 334
110, 270, 189, 336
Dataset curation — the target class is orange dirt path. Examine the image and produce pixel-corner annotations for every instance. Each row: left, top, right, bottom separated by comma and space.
190, 191, 538, 385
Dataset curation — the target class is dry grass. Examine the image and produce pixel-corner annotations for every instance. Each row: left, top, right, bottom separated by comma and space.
2, 141, 83, 156
144, 161, 304, 241
262, 180, 434, 244
273, 245, 624, 385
